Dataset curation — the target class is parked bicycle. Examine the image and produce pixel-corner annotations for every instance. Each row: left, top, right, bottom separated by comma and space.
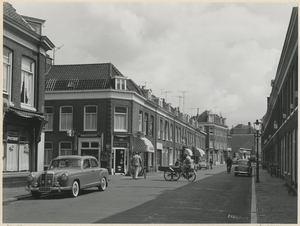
130, 165, 147, 179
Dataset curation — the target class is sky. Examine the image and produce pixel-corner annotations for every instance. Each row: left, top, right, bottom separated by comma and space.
10, 1, 298, 128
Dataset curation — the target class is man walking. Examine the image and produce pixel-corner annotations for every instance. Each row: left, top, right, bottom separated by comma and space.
131, 152, 142, 179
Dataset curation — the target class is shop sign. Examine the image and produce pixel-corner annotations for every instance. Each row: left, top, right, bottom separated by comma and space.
7, 135, 19, 142
113, 143, 128, 148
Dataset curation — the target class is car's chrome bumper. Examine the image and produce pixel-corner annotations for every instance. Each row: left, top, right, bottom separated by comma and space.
26, 186, 72, 193
235, 171, 250, 174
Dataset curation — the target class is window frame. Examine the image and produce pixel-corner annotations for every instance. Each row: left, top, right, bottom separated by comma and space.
59, 142, 72, 156
84, 105, 97, 131
60, 106, 73, 131
3, 47, 12, 99
114, 106, 128, 132
44, 106, 54, 131
20, 56, 35, 109
44, 142, 53, 165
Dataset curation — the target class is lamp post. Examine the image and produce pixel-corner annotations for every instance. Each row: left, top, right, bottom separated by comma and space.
254, 119, 261, 183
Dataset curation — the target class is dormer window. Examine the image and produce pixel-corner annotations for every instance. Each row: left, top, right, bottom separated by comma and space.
114, 76, 127, 90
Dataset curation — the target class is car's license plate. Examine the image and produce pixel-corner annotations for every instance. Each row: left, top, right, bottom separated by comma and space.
39, 187, 51, 193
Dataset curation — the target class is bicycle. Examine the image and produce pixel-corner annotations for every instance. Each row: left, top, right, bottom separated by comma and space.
130, 165, 147, 179
161, 164, 196, 182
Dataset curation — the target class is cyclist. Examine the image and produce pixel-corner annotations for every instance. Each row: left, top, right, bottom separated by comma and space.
181, 153, 193, 177
131, 152, 142, 180
226, 157, 233, 173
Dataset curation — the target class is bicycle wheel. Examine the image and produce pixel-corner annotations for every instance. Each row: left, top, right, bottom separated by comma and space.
164, 171, 172, 181
172, 172, 180, 181
187, 171, 196, 182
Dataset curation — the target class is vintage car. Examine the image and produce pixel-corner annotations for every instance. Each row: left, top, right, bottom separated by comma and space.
26, 155, 109, 199
234, 159, 252, 177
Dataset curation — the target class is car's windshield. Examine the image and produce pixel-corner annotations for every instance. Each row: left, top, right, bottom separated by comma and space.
49, 159, 81, 169
237, 161, 248, 166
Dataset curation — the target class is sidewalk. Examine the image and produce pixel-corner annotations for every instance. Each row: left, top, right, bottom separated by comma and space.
2, 166, 297, 224
253, 167, 297, 224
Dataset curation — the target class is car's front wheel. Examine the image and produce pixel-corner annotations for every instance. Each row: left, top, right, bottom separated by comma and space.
98, 177, 107, 191
31, 191, 41, 199
70, 180, 80, 197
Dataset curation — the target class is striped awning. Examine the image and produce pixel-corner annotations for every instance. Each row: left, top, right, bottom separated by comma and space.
195, 148, 206, 157
134, 137, 154, 153
184, 148, 193, 156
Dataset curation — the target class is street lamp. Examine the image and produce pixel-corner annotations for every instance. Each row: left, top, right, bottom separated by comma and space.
254, 119, 261, 183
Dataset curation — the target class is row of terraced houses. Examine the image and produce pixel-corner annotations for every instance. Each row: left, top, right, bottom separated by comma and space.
3, 2, 298, 190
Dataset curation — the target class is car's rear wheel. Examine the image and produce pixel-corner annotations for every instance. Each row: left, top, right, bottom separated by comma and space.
235, 173, 238, 176
70, 180, 80, 197
98, 177, 107, 191
31, 191, 41, 199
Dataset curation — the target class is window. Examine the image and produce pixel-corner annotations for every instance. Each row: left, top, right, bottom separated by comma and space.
84, 106, 97, 131
160, 119, 164, 140
3, 48, 12, 96
115, 77, 127, 90
150, 115, 154, 136
170, 124, 173, 141
44, 107, 54, 131
165, 121, 169, 141
114, 107, 128, 132
83, 159, 91, 168
44, 142, 53, 165
21, 57, 35, 108
144, 113, 148, 135
91, 159, 99, 167
59, 142, 72, 155
60, 106, 73, 131
139, 111, 143, 132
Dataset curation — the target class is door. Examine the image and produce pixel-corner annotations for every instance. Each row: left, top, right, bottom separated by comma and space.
114, 149, 125, 174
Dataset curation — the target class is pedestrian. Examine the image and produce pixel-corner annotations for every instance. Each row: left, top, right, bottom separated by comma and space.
226, 157, 233, 173
131, 152, 142, 179
209, 159, 213, 169
181, 153, 193, 177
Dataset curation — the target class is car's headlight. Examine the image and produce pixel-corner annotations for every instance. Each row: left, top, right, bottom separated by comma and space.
27, 174, 34, 182
61, 173, 68, 181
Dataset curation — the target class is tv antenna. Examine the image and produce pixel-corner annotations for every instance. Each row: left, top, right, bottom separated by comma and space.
53, 44, 64, 65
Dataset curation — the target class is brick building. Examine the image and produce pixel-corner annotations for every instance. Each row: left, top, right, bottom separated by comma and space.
45, 63, 206, 175
261, 7, 298, 190
3, 3, 55, 186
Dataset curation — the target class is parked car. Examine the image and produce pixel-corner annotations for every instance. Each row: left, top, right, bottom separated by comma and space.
26, 155, 109, 199
197, 160, 209, 170
234, 159, 252, 177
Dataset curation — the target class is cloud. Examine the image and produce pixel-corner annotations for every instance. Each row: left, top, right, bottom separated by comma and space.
11, 1, 296, 127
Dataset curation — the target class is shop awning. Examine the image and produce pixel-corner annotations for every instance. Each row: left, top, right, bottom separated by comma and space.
8, 108, 44, 120
134, 137, 154, 153
195, 148, 205, 157
184, 148, 193, 156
